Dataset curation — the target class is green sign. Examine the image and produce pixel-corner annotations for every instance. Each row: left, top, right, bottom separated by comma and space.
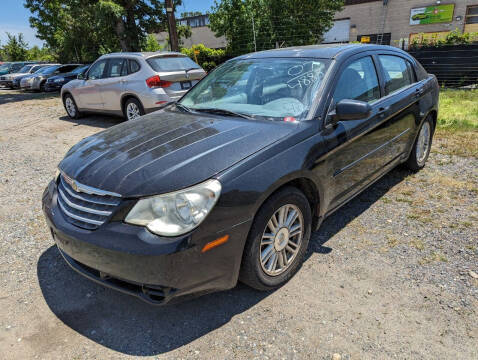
410, 4, 454, 25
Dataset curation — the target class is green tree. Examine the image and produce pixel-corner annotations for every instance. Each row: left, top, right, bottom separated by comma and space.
24, 0, 182, 62
142, 34, 163, 51
2, 32, 29, 61
26, 45, 56, 62
209, 0, 344, 56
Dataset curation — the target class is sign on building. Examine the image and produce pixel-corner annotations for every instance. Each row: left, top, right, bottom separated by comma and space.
410, 4, 455, 25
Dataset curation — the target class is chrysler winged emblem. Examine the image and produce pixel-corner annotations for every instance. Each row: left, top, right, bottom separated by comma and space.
63, 173, 79, 192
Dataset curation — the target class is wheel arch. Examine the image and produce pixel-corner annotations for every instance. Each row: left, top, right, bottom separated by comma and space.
253, 174, 323, 231
120, 93, 145, 114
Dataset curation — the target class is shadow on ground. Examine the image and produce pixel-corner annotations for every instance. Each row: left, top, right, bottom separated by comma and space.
37, 166, 411, 356
57, 115, 124, 129
0, 89, 58, 105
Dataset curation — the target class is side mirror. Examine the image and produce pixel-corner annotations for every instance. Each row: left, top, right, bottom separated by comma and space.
335, 99, 372, 121
77, 73, 85, 80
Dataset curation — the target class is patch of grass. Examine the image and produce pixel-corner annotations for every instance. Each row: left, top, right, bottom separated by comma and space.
419, 251, 448, 265
387, 235, 399, 248
395, 197, 414, 204
438, 90, 478, 130
410, 239, 425, 251
381, 197, 392, 204
466, 245, 476, 252
433, 130, 478, 158
407, 209, 432, 223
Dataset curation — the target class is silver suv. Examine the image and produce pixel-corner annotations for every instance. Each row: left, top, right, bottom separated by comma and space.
61, 52, 206, 121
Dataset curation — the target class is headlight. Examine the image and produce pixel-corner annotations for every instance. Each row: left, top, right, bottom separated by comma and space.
54, 77, 64, 83
125, 179, 221, 236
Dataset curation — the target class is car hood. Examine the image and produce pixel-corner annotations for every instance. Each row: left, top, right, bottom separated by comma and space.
59, 109, 296, 197
6, 72, 28, 78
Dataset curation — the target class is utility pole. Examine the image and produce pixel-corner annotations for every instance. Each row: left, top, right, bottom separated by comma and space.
165, 0, 179, 52
251, 14, 257, 52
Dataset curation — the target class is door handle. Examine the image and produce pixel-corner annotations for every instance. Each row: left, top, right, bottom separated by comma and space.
377, 106, 390, 117
415, 88, 424, 98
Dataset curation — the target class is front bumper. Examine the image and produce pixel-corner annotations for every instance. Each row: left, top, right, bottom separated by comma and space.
42, 180, 251, 305
44, 82, 63, 92
0, 80, 13, 87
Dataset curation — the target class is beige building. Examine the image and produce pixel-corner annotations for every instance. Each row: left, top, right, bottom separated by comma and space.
154, 14, 226, 50
324, 0, 478, 48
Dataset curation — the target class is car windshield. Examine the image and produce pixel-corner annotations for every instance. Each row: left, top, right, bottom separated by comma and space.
0, 64, 11, 71
38, 65, 59, 75
18, 65, 34, 73
71, 65, 89, 74
180, 57, 330, 121
147, 56, 201, 72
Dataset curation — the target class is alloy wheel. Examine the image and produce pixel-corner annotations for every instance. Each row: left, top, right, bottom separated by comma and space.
416, 121, 431, 164
126, 102, 141, 120
65, 97, 76, 117
259, 204, 304, 276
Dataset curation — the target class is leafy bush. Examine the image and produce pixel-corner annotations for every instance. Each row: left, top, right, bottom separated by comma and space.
410, 29, 478, 49
181, 44, 227, 71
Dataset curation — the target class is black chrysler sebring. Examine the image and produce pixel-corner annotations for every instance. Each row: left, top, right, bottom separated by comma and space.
42, 44, 439, 304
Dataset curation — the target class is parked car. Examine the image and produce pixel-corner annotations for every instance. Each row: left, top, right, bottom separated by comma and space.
0, 61, 37, 76
20, 64, 61, 90
43, 45, 439, 305
61, 51, 206, 121
44, 64, 89, 92
0, 64, 50, 88
28, 64, 82, 91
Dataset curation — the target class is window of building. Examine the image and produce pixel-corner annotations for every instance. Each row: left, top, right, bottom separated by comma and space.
465, 5, 478, 33
466, 5, 478, 23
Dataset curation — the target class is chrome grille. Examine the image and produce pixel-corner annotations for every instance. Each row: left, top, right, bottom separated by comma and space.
57, 174, 121, 230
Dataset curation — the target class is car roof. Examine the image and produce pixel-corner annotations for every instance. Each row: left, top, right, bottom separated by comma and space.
234, 44, 409, 61
99, 51, 186, 60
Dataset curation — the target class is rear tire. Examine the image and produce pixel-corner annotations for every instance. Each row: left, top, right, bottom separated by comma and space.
406, 116, 434, 171
123, 98, 145, 121
63, 94, 81, 119
240, 187, 312, 291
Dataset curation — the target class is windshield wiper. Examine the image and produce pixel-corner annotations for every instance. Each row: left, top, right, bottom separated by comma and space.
194, 108, 253, 120
175, 102, 192, 112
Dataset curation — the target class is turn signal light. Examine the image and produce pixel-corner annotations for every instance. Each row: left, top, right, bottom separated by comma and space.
146, 75, 172, 88
201, 235, 229, 253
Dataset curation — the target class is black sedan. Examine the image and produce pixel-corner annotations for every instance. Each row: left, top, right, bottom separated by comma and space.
42, 45, 439, 305
44, 64, 90, 92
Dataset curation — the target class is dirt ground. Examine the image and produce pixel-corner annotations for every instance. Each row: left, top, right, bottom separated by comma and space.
0, 89, 477, 359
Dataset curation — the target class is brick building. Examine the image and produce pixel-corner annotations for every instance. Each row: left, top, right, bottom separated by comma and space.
324, 0, 478, 48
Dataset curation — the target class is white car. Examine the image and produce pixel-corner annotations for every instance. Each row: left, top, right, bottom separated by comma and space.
61, 51, 206, 121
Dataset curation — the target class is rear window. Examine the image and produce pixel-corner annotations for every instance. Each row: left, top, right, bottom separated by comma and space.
147, 56, 200, 72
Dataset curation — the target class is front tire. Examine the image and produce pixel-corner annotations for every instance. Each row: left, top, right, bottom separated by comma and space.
124, 98, 144, 121
63, 94, 81, 119
406, 116, 434, 171
240, 187, 312, 291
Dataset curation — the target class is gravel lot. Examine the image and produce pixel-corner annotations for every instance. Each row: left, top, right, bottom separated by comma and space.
0, 89, 477, 359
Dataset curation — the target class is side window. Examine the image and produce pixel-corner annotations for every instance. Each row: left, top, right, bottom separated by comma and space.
107, 58, 126, 78
121, 59, 129, 76
88, 60, 107, 80
128, 59, 140, 74
333, 56, 380, 104
59, 65, 77, 73
379, 55, 414, 94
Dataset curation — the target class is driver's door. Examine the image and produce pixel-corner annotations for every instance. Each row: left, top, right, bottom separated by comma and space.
320, 55, 386, 210
74, 60, 107, 110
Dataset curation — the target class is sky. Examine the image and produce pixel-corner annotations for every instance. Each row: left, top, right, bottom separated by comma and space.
0, 0, 215, 48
